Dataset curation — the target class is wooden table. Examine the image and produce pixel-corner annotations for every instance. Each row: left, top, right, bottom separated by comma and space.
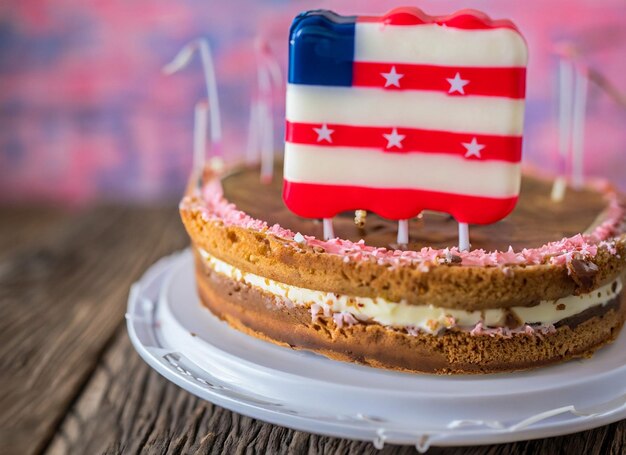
1, 205, 624, 455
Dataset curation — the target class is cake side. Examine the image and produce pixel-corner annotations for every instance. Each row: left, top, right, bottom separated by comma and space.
194, 248, 626, 374
179, 164, 626, 374
180, 166, 626, 310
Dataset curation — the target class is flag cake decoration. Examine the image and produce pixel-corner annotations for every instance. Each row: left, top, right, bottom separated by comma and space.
283, 7, 528, 250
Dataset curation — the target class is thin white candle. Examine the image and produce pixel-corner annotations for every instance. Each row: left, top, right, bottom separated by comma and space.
323, 218, 335, 240
558, 58, 574, 168
246, 101, 260, 164
255, 45, 275, 183
260, 100, 274, 183
458, 222, 470, 251
550, 176, 567, 202
551, 58, 575, 202
193, 100, 209, 181
252, 39, 283, 183
571, 67, 588, 189
397, 219, 409, 245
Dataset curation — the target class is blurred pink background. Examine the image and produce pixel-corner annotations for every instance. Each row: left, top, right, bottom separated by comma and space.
1, 0, 625, 204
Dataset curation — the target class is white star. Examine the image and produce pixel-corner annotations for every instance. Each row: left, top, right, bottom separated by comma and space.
383, 128, 405, 149
380, 66, 404, 88
462, 137, 485, 158
313, 124, 334, 143
446, 72, 469, 95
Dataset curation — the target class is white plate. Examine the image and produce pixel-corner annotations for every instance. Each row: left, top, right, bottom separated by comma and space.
127, 250, 626, 451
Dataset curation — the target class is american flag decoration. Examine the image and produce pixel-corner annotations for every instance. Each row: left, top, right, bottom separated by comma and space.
283, 8, 528, 249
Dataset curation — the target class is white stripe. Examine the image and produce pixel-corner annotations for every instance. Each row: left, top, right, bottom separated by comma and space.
355, 23, 527, 67
284, 143, 521, 198
286, 85, 525, 136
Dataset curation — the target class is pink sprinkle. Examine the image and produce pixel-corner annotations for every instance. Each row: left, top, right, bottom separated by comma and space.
310, 304, 322, 322
470, 322, 556, 338
333, 312, 358, 328
470, 321, 485, 336
406, 326, 420, 336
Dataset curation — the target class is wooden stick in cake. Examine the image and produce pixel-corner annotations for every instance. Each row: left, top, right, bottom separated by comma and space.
458, 222, 470, 252
397, 219, 409, 245
163, 39, 222, 157
323, 218, 335, 240
571, 65, 588, 189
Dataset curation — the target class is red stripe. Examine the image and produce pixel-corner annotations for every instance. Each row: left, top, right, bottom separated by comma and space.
283, 181, 518, 223
286, 122, 522, 163
357, 7, 520, 31
352, 62, 525, 99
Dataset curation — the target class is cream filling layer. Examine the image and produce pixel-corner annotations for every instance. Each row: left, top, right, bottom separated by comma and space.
198, 249, 622, 334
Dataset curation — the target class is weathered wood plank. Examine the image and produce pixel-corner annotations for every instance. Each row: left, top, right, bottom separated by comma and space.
46, 327, 625, 455
44, 329, 408, 455
0, 206, 69, 258
0, 205, 187, 455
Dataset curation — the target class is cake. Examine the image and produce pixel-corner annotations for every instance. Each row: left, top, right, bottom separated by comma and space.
179, 8, 626, 374
180, 164, 626, 374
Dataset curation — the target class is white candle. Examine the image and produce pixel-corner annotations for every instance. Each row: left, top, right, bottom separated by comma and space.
571, 66, 588, 189
458, 222, 470, 252
551, 57, 573, 202
397, 219, 409, 245
260, 101, 274, 183
246, 101, 260, 165
254, 39, 282, 184
558, 58, 574, 172
323, 218, 335, 240
257, 62, 274, 183
193, 100, 209, 182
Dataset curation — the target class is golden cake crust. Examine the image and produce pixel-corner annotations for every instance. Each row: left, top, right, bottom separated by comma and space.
181, 207, 626, 311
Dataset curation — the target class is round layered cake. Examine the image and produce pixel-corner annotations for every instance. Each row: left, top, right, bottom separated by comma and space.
180, 164, 626, 374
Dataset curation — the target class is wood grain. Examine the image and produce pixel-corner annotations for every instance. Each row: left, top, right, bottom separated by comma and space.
0, 206, 624, 455
0, 205, 69, 258
0, 206, 187, 455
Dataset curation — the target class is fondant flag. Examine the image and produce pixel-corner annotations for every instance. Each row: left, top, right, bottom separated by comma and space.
283, 8, 528, 224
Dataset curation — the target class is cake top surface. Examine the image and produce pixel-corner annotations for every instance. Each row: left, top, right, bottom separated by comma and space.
181, 164, 625, 270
